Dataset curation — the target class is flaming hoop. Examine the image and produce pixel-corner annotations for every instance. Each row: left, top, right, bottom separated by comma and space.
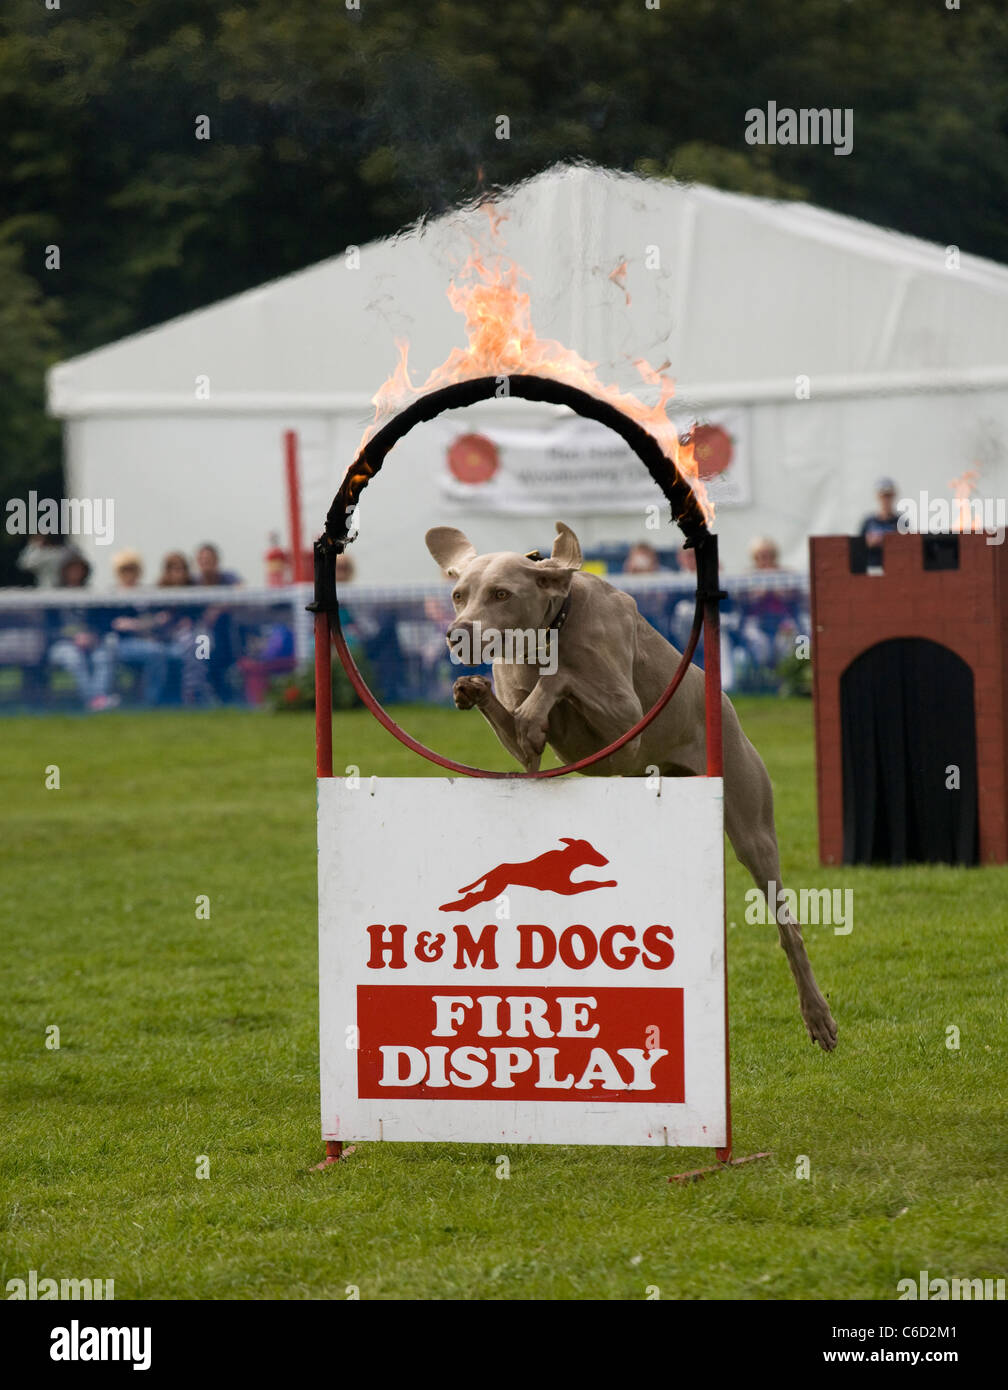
311, 372, 725, 781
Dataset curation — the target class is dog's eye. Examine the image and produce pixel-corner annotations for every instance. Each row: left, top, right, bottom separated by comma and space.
493, 589, 510, 601
452, 590, 462, 603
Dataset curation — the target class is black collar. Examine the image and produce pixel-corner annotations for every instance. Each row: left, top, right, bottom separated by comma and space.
547, 586, 570, 631
525, 550, 572, 642
545, 589, 573, 637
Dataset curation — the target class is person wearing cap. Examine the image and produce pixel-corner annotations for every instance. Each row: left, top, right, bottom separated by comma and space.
748, 536, 783, 571
111, 549, 144, 588
739, 536, 799, 670
859, 478, 903, 565
104, 549, 169, 704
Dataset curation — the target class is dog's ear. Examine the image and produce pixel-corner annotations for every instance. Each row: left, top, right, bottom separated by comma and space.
535, 523, 581, 593
549, 522, 583, 571
425, 526, 477, 579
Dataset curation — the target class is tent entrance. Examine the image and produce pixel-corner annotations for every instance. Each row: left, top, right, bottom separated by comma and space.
841, 638, 978, 865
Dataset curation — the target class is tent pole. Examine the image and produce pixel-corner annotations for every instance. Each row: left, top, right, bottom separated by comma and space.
285, 429, 309, 582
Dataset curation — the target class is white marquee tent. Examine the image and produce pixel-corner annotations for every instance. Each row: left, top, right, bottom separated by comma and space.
48, 164, 1008, 587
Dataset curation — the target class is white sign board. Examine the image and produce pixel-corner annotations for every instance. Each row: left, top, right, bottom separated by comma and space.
318, 777, 726, 1148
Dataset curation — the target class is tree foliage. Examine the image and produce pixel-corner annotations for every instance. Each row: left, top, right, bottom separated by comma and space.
2, 0, 1007, 581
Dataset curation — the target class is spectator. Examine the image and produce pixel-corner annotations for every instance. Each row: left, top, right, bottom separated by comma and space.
111, 549, 145, 588
105, 549, 168, 704
47, 553, 119, 709
334, 553, 355, 583
623, 543, 664, 574
59, 553, 92, 588
191, 544, 239, 697
49, 618, 117, 710
749, 536, 784, 571
153, 549, 198, 700
622, 543, 680, 649
17, 536, 82, 588
195, 543, 241, 586
158, 552, 193, 587
739, 536, 800, 670
859, 477, 903, 565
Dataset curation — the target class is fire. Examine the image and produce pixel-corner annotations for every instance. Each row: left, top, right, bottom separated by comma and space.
361, 211, 713, 523
949, 468, 981, 533
608, 258, 630, 305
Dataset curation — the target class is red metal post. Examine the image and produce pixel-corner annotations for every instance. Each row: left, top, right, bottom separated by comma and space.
703, 599, 724, 780
701, 559, 732, 1164
314, 606, 339, 1162
285, 429, 309, 582
314, 611, 333, 780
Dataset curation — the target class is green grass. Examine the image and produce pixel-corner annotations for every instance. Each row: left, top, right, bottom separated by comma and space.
1, 700, 1005, 1300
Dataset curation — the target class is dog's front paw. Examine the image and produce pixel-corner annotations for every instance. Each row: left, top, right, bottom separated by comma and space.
453, 675, 491, 710
802, 993, 838, 1052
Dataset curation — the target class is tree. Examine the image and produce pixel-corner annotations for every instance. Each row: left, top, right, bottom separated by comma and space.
1, 0, 1007, 584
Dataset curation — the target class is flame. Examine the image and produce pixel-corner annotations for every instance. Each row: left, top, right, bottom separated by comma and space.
361, 209, 712, 523
949, 467, 981, 533
608, 257, 630, 306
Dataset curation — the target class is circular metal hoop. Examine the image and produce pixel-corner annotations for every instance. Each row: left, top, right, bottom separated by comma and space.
317, 373, 715, 778
326, 374, 709, 551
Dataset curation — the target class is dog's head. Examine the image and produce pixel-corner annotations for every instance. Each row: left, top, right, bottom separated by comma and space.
558, 836, 608, 867
425, 521, 582, 644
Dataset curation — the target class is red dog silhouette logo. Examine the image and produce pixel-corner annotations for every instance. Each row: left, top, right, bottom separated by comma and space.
439, 837, 617, 913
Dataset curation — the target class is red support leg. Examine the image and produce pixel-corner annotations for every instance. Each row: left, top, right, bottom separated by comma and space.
314, 611, 333, 779
312, 1139, 357, 1169
313, 608, 357, 1170
703, 580, 733, 1164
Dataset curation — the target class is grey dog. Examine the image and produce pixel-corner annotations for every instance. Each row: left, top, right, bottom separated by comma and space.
426, 520, 837, 1051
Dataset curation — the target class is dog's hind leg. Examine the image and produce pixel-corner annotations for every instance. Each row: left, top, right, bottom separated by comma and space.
455, 869, 492, 894
722, 714, 838, 1052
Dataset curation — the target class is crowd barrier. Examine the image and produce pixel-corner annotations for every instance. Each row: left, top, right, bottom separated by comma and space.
0, 571, 809, 713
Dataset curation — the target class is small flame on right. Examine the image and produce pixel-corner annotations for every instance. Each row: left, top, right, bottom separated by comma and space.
949, 467, 981, 532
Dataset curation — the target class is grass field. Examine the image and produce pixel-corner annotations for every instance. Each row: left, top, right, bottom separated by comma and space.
2, 699, 1005, 1300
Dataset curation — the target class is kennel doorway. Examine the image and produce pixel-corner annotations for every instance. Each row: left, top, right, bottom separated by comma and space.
841, 638, 978, 866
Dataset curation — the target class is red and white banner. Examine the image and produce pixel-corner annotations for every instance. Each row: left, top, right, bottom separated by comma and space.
318, 777, 726, 1147
436, 409, 750, 515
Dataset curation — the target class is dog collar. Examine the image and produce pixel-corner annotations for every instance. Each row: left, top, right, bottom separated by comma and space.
545, 590, 572, 641
526, 550, 572, 645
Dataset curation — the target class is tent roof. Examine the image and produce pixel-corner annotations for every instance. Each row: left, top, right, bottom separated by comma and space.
48, 164, 1008, 419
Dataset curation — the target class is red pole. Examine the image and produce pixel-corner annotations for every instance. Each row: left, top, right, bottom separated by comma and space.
285, 429, 309, 582
703, 600, 724, 779
314, 606, 339, 1162
700, 548, 731, 1164
314, 611, 333, 779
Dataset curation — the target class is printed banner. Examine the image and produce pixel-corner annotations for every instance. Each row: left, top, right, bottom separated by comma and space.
681, 408, 751, 508
318, 777, 727, 1147
437, 409, 750, 514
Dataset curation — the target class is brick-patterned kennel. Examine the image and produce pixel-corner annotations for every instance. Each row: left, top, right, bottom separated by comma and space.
810, 532, 1008, 866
